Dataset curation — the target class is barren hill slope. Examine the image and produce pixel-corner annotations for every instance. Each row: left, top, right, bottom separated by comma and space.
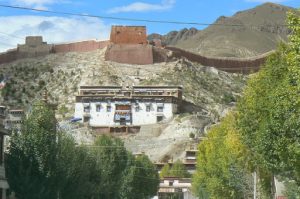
0, 49, 246, 160
149, 3, 296, 58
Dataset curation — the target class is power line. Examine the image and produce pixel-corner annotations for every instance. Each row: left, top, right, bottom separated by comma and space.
0, 4, 296, 28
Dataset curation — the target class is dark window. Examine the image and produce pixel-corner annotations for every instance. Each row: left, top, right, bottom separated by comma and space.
107, 105, 111, 112
135, 106, 139, 112
146, 105, 151, 112
157, 106, 164, 112
96, 104, 101, 112
84, 106, 90, 113
169, 181, 173, 186
120, 118, 126, 125
83, 117, 90, 123
157, 116, 163, 122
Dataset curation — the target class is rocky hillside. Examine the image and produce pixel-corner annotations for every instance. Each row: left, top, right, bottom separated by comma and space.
149, 3, 297, 58
148, 28, 199, 46
0, 49, 246, 161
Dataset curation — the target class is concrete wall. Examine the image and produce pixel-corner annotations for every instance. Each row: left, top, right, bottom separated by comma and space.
105, 44, 153, 65
166, 46, 271, 73
53, 40, 109, 53
110, 26, 147, 45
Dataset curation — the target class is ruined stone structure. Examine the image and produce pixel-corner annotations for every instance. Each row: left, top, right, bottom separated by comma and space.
105, 26, 154, 65
17, 36, 52, 58
110, 26, 147, 45
0, 37, 109, 65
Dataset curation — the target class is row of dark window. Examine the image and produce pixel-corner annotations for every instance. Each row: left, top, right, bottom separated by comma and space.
84, 105, 164, 113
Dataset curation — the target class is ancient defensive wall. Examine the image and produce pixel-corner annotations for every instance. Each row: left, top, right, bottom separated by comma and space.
0, 32, 273, 73
0, 36, 109, 65
165, 46, 273, 73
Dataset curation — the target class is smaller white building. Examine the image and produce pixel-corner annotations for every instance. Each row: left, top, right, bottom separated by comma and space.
158, 177, 198, 199
74, 86, 182, 133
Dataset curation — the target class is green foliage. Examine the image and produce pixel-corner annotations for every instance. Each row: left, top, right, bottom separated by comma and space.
284, 180, 300, 199
237, 11, 300, 184
170, 160, 191, 178
5, 101, 58, 199
193, 113, 253, 199
160, 163, 171, 178
91, 135, 128, 199
5, 102, 99, 199
90, 135, 159, 199
58, 105, 68, 118
160, 161, 190, 178
120, 154, 159, 199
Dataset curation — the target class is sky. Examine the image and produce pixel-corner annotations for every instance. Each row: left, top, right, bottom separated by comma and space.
0, 0, 299, 52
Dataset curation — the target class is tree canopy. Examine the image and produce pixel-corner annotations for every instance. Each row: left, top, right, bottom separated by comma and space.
237, 10, 300, 183
5, 102, 159, 199
192, 113, 253, 199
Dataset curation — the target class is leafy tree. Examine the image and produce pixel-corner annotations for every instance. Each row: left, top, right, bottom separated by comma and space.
160, 161, 190, 178
160, 163, 171, 178
120, 154, 159, 199
237, 10, 300, 184
91, 135, 130, 199
193, 113, 253, 199
170, 160, 190, 178
91, 135, 159, 199
5, 102, 98, 199
5, 101, 58, 199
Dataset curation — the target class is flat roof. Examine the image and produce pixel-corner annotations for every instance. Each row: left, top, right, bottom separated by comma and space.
79, 85, 183, 89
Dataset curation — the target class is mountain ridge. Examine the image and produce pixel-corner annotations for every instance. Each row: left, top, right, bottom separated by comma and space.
148, 2, 297, 58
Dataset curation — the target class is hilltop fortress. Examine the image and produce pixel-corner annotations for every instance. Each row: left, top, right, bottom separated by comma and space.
0, 25, 270, 73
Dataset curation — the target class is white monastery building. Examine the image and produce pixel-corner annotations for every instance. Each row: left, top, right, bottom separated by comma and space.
74, 86, 182, 133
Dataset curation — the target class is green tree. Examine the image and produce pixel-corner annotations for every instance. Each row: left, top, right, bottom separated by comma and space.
91, 135, 159, 199
91, 135, 129, 199
5, 102, 98, 199
160, 163, 171, 178
170, 160, 190, 178
237, 10, 300, 184
193, 113, 253, 199
5, 101, 58, 199
120, 154, 159, 199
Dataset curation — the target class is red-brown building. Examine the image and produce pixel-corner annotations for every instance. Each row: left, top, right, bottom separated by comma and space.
110, 26, 147, 45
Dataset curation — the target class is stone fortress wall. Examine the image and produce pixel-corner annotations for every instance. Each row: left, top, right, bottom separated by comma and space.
0, 36, 110, 65
0, 28, 272, 73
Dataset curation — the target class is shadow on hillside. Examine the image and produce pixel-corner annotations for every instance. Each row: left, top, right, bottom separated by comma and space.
181, 100, 203, 113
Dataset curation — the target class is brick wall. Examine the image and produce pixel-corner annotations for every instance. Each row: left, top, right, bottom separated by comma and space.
110, 26, 147, 45
105, 44, 153, 65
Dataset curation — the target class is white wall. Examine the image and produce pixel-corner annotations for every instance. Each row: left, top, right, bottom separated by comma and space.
74, 101, 175, 126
